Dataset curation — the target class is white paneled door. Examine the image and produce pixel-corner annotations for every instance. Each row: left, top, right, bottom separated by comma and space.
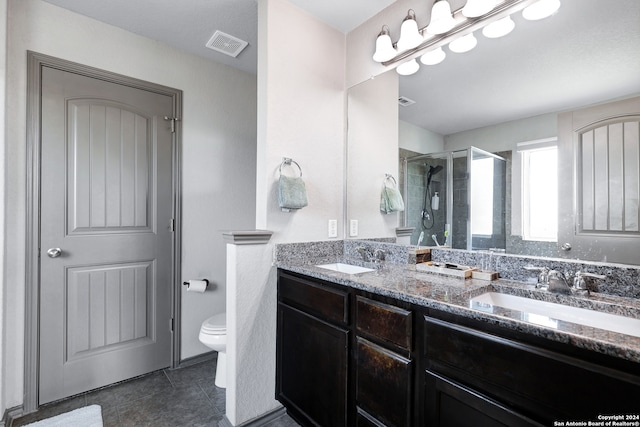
39, 66, 175, 404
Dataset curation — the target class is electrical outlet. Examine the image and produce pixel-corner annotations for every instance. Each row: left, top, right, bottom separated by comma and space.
328, 219, 338, 238
349, 219, 358, 237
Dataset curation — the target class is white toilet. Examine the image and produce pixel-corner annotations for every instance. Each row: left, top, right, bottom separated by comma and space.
198, 312, 227, 388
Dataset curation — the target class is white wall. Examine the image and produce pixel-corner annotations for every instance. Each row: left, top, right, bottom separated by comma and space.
256, 0, 345, 241
224, 0, 346, 424
444, 113, 557, 152
2, 0, 256, 412
399, 120, 445, 154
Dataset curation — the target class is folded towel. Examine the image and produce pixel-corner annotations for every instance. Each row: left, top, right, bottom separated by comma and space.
380, 179, 405, 214
278, 175, 308, 211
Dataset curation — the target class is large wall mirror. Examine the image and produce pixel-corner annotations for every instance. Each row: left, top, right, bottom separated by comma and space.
346, 0, 640, 264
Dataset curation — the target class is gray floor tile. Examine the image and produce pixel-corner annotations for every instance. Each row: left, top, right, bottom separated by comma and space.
116, 382, 220, 427
86, 370, 173, 409
264, 413, 302, 427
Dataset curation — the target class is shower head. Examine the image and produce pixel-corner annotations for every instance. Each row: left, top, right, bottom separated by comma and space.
426, 164, 444, 186
428, 165, 444, 175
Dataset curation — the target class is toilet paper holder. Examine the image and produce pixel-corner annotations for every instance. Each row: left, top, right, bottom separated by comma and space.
183, 279, 209, 289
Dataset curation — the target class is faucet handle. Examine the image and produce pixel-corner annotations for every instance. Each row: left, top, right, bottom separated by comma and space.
575, 271, 606, 280
573, 271, 606, 294
373, 249, 386, 262
524, 266, 550, 287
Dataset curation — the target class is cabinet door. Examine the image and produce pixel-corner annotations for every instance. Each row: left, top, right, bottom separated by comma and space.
424, 371, 542, 427
356, 337, 412, 427
277, 303, 349, 427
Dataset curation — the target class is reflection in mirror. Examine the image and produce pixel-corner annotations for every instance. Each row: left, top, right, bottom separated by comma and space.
347, 0, 639, 264
403, 147, 506, 251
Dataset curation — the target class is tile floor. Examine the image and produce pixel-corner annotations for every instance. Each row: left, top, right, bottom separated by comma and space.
12, 356, 300, 427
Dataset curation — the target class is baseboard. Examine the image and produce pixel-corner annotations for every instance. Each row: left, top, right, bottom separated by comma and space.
218, 406, 286, 427
3, 405, 25, 427
176, 351, 216, 368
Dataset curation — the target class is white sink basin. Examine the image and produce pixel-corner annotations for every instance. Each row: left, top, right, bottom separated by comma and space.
316, 263, 375, 274
470, 292, 640, 338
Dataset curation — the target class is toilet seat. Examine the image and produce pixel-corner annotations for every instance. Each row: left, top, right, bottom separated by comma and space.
201, 313, 226, 335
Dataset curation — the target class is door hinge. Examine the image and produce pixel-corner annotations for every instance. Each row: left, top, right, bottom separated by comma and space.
170, 318, 174, 332
163, 116, 180, 133
170, 218, 175, 232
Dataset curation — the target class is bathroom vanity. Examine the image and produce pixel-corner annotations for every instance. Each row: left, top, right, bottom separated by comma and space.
275, 253, 640, 427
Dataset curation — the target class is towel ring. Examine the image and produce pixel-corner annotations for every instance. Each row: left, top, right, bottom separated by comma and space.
385, 173, 397, 186
279, 157, 303, 178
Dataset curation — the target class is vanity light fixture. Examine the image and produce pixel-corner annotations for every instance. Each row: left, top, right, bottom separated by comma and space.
449, 32, 478, 53
420, 47, 446, 65
522, 0, 561, 20
397, 10, 423, 52
372, 25, 397, 62
426, 1, 457, 35
372, 0, 561, 77
482, 15, 516, 38
396, 58, 420, 76
462, 0, 499, 18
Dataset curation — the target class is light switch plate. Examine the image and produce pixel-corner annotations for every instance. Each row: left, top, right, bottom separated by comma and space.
349, 219, 358, 237
328, 219, 338, 238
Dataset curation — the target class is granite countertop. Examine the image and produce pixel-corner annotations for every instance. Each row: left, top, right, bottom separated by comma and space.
276, 257, 640, 364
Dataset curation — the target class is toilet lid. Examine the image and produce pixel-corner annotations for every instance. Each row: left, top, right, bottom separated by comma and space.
202, 313, 226, 334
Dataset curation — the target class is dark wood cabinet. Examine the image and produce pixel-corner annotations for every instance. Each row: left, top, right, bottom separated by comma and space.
276, 272, 350, 427
424, 370, 541, 427
356, 337, 412, 427
355, 296, 414, 427
276, 270, 640, 427
424, 312, 640, 426
277, 304, 349, 427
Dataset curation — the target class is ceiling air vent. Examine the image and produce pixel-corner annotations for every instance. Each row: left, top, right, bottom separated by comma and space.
206, 30, 248, 58
398, 96, 416, 107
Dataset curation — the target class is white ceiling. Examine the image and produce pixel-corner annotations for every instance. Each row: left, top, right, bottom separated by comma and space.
42, 0, 640, 135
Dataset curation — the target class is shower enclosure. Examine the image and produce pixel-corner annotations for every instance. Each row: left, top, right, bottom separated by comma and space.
403, 147, 507, 251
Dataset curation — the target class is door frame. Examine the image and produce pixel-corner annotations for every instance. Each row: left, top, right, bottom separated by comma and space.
24, 51, 183, 412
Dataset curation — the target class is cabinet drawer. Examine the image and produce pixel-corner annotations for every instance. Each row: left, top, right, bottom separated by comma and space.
356, 337, 412, 427
278, 271, 348, 325
357, 296, 412, 350
424, 315, 640, 422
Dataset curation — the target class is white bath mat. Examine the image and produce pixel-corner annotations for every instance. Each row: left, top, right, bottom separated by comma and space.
24, 405, 103, 427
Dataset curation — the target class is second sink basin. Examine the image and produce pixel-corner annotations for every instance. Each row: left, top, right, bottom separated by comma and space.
470, 292, 640, 338
316, 263, 375, 274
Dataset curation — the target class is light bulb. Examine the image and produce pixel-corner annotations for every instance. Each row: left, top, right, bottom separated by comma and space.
373, 31, 397, 62
420, 47, 446, 65
522, 0, 561, 20
396, 59, 420, 76
482, 16, 516, 38
462, 0, 498, 18
397, 11, 423, 52
426, 1, 457, 35
449, 32, 477, 53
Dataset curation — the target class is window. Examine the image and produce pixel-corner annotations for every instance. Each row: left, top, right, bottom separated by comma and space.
471, 156, 494, 236
521, 143, 557, 241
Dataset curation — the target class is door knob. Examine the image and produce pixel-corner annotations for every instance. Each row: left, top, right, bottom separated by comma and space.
561, 243, 572, 251
47, 248, 62, 258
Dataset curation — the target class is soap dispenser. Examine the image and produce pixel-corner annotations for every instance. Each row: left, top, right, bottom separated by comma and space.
431, 192, 440, 210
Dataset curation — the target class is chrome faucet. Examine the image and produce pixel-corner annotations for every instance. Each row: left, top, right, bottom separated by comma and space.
524, 266, 550, 289
573, 271, 606, 295
547, 270, 572, 294
373, 249, 386, 263
356, 246, 373, 262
